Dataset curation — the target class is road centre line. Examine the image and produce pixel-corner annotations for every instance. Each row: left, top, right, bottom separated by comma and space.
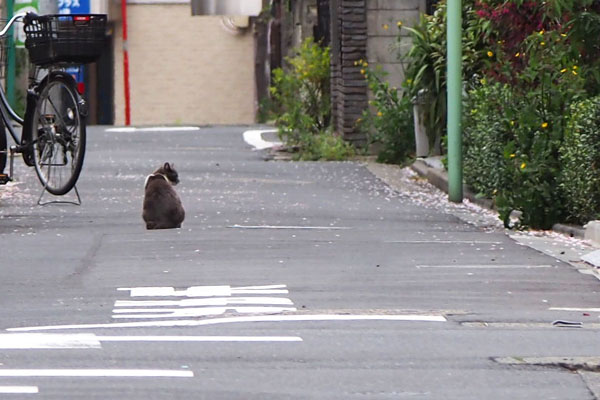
0, 386, 39, 394
112, 306, 298, 319
97, 335, 303, 342
416, 264, 553, 269
386, 240, 503, 244
0, 369, 194, 378
8, 314, 447, 332
229, 225, 351, 230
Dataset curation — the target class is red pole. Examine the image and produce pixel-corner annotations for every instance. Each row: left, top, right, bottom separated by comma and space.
122, 0, 131, 126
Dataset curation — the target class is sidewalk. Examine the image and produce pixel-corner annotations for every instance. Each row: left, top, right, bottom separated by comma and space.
364, 157, 600, 270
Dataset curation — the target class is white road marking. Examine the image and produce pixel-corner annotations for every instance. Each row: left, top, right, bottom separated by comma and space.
386, 240, 503, 244
114, 297, 294, 308
0, 369, 193, 378
416, 264, 553, 269
97, 335, 302, 342
0, 386, 39, 394
106, 126, 200, 133
112, 306, 297, 319
0, 333, 101, 349
0, 333, 302, 348
549, 307, 600, 312
117, 285, 289, 298
242, 129, 281, 150
8, 314, 446, 332
229, 225, 351, 230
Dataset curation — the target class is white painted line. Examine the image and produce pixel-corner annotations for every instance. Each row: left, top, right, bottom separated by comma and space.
97, 335, 303, 343
549, 307, 600, 312
416, 264, 553, 269
8, 314, 447, 332
242, 129, 281, 150
106, 126, 200, 133
112, 306, 297, 319
0, 369, 193, 378
0, 386, 39, 394
229, 225, 351, 230
118, 285, 289, 298
386, 240, 502, 244
0, 333, 101, 349
114, 297, 294, 308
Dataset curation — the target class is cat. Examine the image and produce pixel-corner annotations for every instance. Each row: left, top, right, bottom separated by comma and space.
142, 162, 185, 229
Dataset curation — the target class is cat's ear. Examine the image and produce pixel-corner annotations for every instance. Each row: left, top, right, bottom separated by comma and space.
164, 162, 171, 171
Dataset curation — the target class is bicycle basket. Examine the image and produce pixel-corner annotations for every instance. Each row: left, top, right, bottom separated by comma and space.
24, 14, 107, 66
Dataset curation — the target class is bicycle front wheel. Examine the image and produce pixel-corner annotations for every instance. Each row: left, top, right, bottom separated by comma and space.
31, 75, 86, 196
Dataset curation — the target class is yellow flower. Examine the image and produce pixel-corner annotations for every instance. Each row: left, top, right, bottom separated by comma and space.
560, 68, 567, 73
383, 24, 389, 30
406, 79, 412, 84
539, 29, 545, 35
363, 62, 368, 67
360, 69, 366, 75
480, 78, 487, 85
541, 122, 548, 129
573, 65, 578, 70
510, 153, 516, 158
397, 21, 403, 27
356, 118, 362, 123
354, 61, 359, 66
561, 33, 567, 37
520, 162, 527, 170
377, 111, 383, 117
487, 51, 494, 58
541, 41, 546, 46
510, 120, 515, 126
572, 70, 578, 76
515, 52, 520, 58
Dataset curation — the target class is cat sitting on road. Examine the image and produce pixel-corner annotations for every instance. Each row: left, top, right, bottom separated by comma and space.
142, 162, 185, 229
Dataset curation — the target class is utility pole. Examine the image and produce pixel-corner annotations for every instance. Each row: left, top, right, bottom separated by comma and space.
447, 0, 463, 202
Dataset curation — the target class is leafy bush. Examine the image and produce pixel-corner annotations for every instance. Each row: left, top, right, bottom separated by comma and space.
357, 62, 414, 164
298, 131, 355, 161
558, 96, 600, 224
270, 38, 331, 148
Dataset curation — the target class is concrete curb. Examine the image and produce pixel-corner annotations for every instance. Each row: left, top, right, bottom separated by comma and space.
409, 159, 596, 243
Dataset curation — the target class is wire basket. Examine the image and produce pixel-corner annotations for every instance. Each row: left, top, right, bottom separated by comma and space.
24, 14, 106, 66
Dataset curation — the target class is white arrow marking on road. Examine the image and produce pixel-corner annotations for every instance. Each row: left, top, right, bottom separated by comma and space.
0, 386, 39, 394
242, 129, 281, 150
7, 314, 446, 332
112, 306, 297, 319
117, 285, 289, 298
0, 333, 101, 349
114, 296, 294, 308
0, 369, 194, 378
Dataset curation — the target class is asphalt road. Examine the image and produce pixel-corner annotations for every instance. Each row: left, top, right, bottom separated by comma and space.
1, 125, 600, 399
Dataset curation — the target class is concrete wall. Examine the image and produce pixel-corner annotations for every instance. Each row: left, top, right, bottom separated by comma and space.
366, 0, 425, 91
113, 4, 256, 126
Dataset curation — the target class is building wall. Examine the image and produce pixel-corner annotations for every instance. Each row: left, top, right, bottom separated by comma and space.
113, 3, 256, 126
366, 0, 425, 91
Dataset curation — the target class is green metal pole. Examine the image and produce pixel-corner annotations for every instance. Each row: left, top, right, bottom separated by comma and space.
6, 0, 16, 107
447, 0, 463, 202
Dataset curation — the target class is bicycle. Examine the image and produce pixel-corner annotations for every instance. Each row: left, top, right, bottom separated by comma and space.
0, 12, 106, 201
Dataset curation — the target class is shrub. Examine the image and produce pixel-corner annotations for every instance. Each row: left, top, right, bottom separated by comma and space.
357, 63, 414, 164
270, 38, 331, 149
558, 96, 600, 224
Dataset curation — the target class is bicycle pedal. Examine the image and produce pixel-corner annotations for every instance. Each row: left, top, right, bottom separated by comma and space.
0, 173, 11, 185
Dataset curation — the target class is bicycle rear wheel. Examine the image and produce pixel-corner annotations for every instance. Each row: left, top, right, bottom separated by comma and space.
31, 74, 86, 195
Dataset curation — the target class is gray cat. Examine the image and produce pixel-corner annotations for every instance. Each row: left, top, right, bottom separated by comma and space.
142, 162, 185, 229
